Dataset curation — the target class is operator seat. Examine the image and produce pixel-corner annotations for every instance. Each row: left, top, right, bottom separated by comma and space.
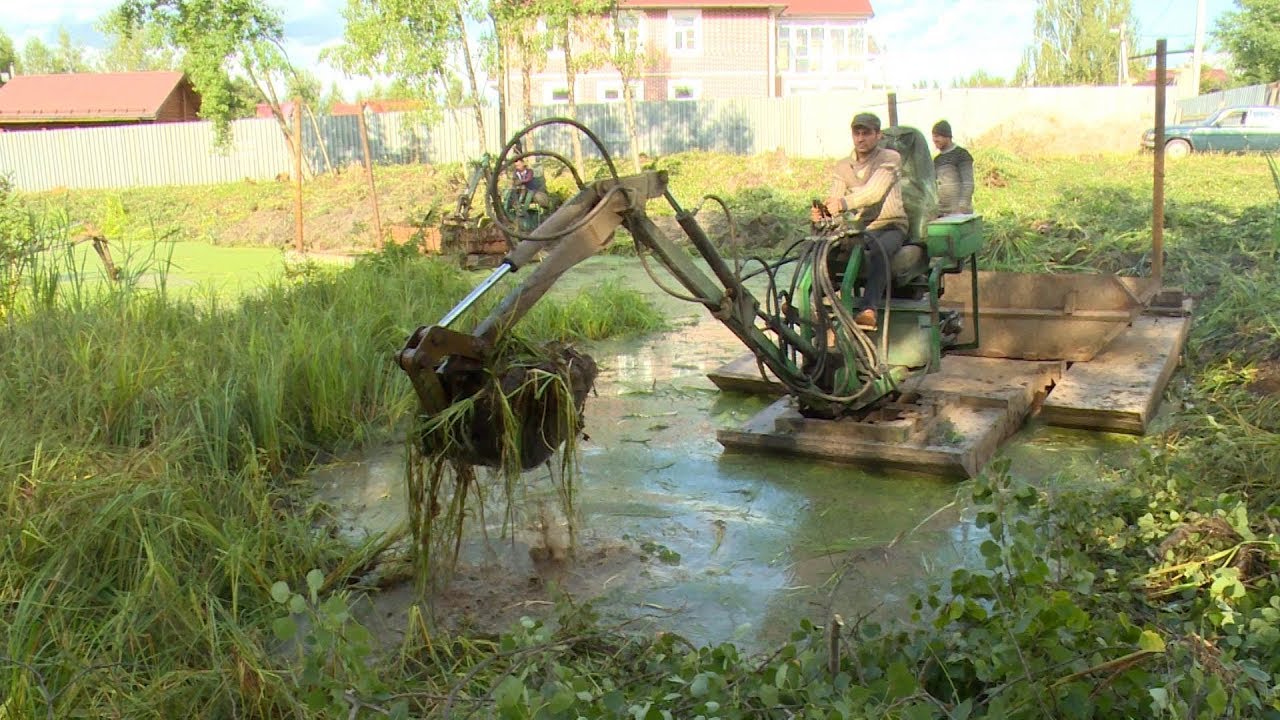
853, 126, 937, 294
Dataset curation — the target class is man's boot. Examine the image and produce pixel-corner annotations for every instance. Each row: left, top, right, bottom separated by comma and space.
854, 308, 877, 330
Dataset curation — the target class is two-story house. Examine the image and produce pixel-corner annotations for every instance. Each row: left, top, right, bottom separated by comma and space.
515, 0, 878, 107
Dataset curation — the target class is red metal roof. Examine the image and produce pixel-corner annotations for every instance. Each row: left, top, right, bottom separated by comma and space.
782, 0, 872, 16
623, 0, 780, 6
622, 0, 872, 14
0, 71, 190, 122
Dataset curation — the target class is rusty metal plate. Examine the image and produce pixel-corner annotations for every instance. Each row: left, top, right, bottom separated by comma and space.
941, 271, 1156, 362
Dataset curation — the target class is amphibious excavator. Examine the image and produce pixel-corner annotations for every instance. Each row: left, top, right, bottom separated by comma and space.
399, 119, 979, 462
440, 152, 560, 268
397, 119, 1187, 477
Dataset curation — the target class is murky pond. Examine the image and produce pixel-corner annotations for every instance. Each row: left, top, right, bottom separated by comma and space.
312, 257, 1143, 650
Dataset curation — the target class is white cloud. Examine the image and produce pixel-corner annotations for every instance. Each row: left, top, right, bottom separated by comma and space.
7, 0, 118, 32
869, 0, 1034, 87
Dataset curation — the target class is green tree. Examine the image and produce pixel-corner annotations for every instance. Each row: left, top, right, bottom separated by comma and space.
454, 0, 489, 145
225, 77, 265, 119
21, 30, 90, 75
320, 81, 346, 114
604, 6, 648, 171
1015, 0, 1136, 86
114, 0, 307, 150
0, 30, 18, 81
545, 0, 611, 172
481, 2, 517, 138
21, 38, 57, 74
286, 68, 322, 105
326, 0, 488, 151
96, 10, 179, 71
492, 0, 552, 127
55, 28, 91, 72
954, 69, 1011, 88
1215, 0, 1280, 85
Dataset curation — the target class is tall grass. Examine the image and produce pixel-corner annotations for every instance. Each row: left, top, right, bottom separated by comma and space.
0, 236, 663, 717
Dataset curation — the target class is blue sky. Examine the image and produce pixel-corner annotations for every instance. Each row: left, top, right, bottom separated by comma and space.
1, 0, 1239, 93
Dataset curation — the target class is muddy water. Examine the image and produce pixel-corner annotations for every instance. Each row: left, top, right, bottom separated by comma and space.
312, 258, 1141, 650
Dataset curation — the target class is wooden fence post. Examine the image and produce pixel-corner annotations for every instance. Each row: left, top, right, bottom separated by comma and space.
357, 103, 385, 248
1152, 39, 1166, 288
293, 99, 305, 254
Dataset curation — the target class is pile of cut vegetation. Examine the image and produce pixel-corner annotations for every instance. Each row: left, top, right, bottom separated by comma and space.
408, 337, 599, 585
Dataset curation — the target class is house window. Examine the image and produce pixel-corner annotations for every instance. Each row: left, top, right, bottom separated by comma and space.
667, 79, 702, 101
544, 84, 571, 104
613, 11, 645, 56
779, 21, 868, 74
598, 80, 644, 103
828, 27, 865, 72
668, 10, 701, 54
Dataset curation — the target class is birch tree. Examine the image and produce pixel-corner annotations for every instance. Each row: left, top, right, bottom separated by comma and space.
114, 0, 307, 155
543, 0, 610, 172
327, 0, 489, 153
1015, 0, 1137, 86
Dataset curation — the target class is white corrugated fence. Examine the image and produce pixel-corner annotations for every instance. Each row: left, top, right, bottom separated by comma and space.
2, 86, 1166, 192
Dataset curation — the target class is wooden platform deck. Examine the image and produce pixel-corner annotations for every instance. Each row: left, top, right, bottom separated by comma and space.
709, 294, 1192, 476
1040, 310, 1192, 434
715, 356, 1063, 477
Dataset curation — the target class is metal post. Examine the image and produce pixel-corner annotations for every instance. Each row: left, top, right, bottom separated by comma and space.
1192, 0, 1206, 97
357, 102, 384, 247
292, 99, 304, 254
1153, 39, 1166, 288
887, 92, 898, 127
496, 34, 508, 143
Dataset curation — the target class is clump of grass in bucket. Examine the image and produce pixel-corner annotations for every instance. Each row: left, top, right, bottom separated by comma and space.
406, 333, 598, 592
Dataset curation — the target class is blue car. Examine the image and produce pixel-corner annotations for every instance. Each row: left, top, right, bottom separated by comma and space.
1142, 105, 1280, 157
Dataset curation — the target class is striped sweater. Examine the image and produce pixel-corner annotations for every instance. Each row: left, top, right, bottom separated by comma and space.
826, 146, 908, 232
934, 145, 975, 215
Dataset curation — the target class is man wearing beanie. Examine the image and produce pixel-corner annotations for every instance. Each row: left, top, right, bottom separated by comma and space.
931, 120, 974, 215
811, 111, 908, 330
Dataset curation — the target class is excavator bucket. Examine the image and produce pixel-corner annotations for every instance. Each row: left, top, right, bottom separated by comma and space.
420, 344, 599, 471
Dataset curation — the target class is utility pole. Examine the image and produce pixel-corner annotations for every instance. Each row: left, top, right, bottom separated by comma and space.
1112, 25, 1130, 85
1191, 0, 1207, 96
1119, 25, 1129, 85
